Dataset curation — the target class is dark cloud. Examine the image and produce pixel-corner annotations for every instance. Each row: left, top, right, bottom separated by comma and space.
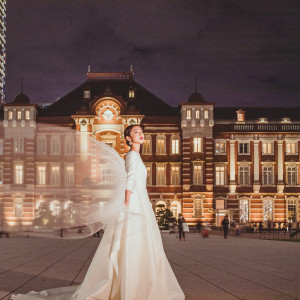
5, 0, 300, 107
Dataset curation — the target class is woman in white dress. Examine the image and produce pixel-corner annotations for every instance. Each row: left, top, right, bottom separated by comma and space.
12, 124, 185, 300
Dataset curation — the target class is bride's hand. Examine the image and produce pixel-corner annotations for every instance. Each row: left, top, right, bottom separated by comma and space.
124, 190, 131, 206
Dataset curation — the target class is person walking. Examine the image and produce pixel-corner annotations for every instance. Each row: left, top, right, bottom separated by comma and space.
221, 216, 229, 239
178, 213, 186, 241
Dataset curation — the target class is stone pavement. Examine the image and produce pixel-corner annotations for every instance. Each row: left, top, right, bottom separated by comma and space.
0, 233, 299, 300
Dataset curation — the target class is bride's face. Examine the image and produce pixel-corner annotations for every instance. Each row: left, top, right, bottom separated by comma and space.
129, 126, 144, 145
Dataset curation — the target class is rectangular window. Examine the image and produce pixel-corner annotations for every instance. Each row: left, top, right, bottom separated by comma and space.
286, 142, 297, 154
8, 110, 13, 120
129, 90, 135, 98
262, 166, 274, 185
83, 90, 90, 98
286, 166, 297, 186
146, 165, 152, 185
193, 164, 202, 185
186, 110, 191, 119
37, 137, 47, 155
14, 199, 23, 218
171, 165, 180, 185
215, 166, 226, 185
262, 142, 273, 154
239, 166, 250, 185
193, 137, 202, 152
196, 110, 200, 119
14, 137, 24, 153
25, 110, 30, 120
288, 201, 297, 222
17, 110, 22, 120
101, 168, 113, 183
204, 110, 209, 119
51, 136, 61, 155
51, 166, 60, 185
215, 142, 226, 154
156, 165, 166, 185
239, 142, 249, 154
171, 139, 180, 154
65, 165, 74, 185
142, 137, 151, 154
14, 165, 24, 184
37, 166, 46, 185
157, 138, 165, 154
65, 136, 75, 155
237, 113, 244, 122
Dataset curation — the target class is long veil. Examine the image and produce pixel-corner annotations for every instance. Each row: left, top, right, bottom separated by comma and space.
1, 123, 129, 239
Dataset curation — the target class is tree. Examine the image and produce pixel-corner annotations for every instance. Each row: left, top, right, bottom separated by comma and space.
156, 207, 177, 230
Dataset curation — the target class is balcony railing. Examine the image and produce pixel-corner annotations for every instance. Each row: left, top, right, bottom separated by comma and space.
215, 123, 300, 132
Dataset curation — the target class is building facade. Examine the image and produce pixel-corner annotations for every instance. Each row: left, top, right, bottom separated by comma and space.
0, 71, 299, 230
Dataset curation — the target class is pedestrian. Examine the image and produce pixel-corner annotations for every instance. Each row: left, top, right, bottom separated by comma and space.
288, 222, 292, 232
196, 221, 202, 233
221, 216, 229, 239
258, 222, 263, 233
178, 213, 186, 241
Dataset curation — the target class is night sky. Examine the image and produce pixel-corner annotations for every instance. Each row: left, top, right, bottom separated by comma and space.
5, 0, 300, 107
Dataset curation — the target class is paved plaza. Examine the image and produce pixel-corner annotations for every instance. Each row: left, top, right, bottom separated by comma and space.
0, 233, 299, 300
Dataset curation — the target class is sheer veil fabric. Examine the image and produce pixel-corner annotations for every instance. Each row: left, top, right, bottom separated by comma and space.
10, 125, 185, 300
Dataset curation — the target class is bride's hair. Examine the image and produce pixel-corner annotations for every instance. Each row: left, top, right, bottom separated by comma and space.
124, 124, 139, 146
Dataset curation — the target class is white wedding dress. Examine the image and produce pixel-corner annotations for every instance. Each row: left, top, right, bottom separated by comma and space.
12, 151, 185, 300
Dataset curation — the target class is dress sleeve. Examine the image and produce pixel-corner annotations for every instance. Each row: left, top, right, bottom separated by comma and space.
125, 151, 138, 192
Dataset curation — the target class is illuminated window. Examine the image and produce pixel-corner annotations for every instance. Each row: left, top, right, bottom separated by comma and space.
14, 137, 24, 153
51, 135, 61, 155
129, 89, 135, 98
286, 166, 297, 186
14, 198, 23, 218
156, 164, 166, 185
65, 165, 74, 185
262, 142, 273, 154
37, 166, 46, 185
215, 141, 225, 154
156, 136, 166, 154
37, 136, 47, 155
51, 165, 60, 185
237, 112, 245, 122
286, 142, 297, 154
239, 165, 250, 185
196, 110, 200, 119
262, 166, 274, 185
25, 110, 30, 120
171, 138, 180, 154
193, 137, 202, 152
186, 110, 191, 119
238, 142, 249, 154
8, 110, 13, 120
193, 163, 202, 185
83, 90, 90, 98
215, 166, 226, 185
14, 164, 24, 184
156, 201, 166, 214
193, 197, 202, 218
239, 199, 249, 223
17, 110, 22, 119
258, 118, 267, 123
204, 110, 209, 119
146, 164, 152, 185
170, 165, 180, 185
170, 200, 181, 218
287, 199, 297, 222
142, 135, 151, 154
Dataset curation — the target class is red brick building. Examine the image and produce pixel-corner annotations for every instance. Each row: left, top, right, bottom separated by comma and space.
0, 71, 299, 230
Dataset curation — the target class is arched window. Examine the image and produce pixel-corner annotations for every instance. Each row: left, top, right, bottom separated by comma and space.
155, 200, 166, 214
51, 135, 61, 155
170, 200, 181, 218
65, 135, 75, 155
156, 135, 166, 154
193, 197, 203, 218
51, 200, 61, 217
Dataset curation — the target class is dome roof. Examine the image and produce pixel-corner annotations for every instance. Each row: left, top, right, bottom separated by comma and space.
13, 93, 30, 104
188, 92, 205, 103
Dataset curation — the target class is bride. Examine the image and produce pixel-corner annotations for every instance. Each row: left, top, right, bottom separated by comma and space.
12, 124, 185, 300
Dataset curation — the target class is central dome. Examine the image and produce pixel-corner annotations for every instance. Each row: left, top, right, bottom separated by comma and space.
13, 93, 30, 104
188, 92, 205, 103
